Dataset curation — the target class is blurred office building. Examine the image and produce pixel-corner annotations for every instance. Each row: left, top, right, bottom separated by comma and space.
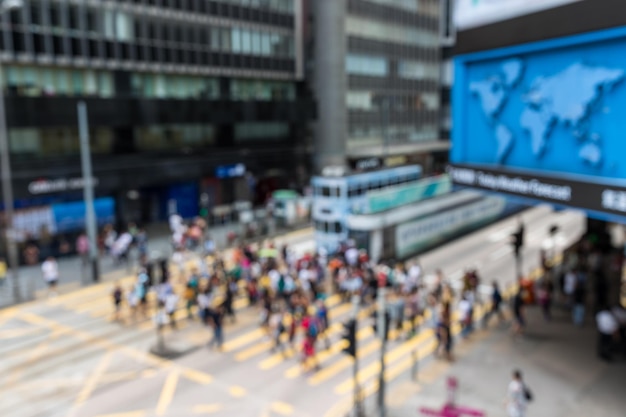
0, 0, 315, 231
310, 0, 449, 174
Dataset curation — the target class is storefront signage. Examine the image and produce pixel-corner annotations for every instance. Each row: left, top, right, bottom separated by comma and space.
215, 163, 246, 178
395, 196, 506, 258
352, 157, 382, 171
28, 177, 99, 195
384, 155, 407, 167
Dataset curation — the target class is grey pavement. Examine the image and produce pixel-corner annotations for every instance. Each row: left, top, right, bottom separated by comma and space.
384, 305, 626, 417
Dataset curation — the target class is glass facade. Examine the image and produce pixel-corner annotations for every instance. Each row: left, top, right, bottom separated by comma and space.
345, 0, 441, 149
9, 127, 113, 157
3, 65, 113, 97
131, 74, 220, 99
135, 125, 216, 151
231, 79, 295, 101
0, 0, 305, 160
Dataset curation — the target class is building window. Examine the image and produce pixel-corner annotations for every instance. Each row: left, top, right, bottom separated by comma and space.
345, 54, 388, 77
346, 16, 439, 47
135, 124, 216, 151
398, 60, 440, 81
231, 79, 295, 101
131, 73, 220, 99
235, 122, 289, 141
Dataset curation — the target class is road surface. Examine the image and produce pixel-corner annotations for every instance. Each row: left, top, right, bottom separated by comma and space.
0, 206, 586, 417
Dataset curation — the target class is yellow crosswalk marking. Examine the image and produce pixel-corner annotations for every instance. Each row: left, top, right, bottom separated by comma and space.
0, 327, 45, 339
271, 402, 294, 416
308, 337, 380, 386
235, 338, 275, 361
229, 385, 247, 398
222, 328, 266, 352
333, 328, 435, 394
284, 326, 373, 379
192, 404, 223, 414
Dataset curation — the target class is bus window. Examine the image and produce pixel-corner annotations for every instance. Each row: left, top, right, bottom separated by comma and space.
321, 186, 331, 197
348, 187, 358, 198
333, 222, 343, 234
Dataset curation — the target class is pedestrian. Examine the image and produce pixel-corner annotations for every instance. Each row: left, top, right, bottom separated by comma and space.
483, 281, 504, 327
208, 304, 225, 350
165, 290, 179, 329
505, 369, 531, 417
315, 299, 331, 349
112, 281, 123, 322
436, 303, 453, 361
224, 277, 237, 323
0, 257, 7, 287
572, 281, 586, 326
536, 280, 553, 321
458, 293, 473, 338
270, 308, 287, 354
596, 305, 620, 362
76, 232, 89, 268
511, 290, 525, 337
41, 256, 59, 297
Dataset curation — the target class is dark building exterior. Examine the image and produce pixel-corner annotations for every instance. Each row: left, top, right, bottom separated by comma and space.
1, 0, 314, 231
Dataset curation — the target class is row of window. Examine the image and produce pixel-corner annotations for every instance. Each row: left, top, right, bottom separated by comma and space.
314, 221, 343, 235
130, 73, 220, 99
345, 54, 439, 79
216, 0, 294, 14
362, 0, 441, 17
2, 64, 297, 100
346, 171, 421, 198
231, 79, 295, 101
347, 124, 439, 147
4, 65, 114, 97
345, 15, 439, 48
135, 124, 216, 150
12, 11, 295, 60
8, 121, 291, 157
9, 127, 115, 156
346, 91, 439, 111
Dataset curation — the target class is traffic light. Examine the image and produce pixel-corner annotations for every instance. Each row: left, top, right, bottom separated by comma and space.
511, 229, 524, 257
341, 319, 357, 357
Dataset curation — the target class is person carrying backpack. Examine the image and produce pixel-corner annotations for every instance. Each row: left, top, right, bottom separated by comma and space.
506, 369, 532, 417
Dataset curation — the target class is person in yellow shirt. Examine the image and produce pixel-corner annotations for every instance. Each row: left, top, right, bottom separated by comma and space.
0, 257, 6, 287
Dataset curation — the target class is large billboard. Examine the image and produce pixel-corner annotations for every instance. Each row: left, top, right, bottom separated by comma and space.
454, 0, 582, 30
450, 25, 626, 221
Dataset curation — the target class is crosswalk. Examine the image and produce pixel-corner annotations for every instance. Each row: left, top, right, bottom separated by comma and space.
48, 271, 497, 402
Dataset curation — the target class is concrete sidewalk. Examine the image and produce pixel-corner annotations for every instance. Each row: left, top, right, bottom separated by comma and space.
384, 305, 626, 417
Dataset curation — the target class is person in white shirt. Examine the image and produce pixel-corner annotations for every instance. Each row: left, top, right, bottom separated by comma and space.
596, 307, 620, 361
41, 256, 59, 297
408, 262, 422, 289
506, 369, 529, 417
345, 246, 359, 267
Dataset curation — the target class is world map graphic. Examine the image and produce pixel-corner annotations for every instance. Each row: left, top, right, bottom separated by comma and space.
469, 59, 625, 167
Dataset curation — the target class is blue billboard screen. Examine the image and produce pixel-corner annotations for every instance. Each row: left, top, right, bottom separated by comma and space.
451, 25, 626, 220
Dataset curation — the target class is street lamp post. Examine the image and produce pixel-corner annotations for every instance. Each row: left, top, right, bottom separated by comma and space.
0, 0, 25, 302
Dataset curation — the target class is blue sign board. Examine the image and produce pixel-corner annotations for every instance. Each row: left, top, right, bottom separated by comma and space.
51, 197, 115, 233
215, 163, 246, 179
451, 25, 626, 221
